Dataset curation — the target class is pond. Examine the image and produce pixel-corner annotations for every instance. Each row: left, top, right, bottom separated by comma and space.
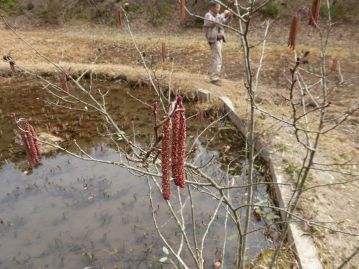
0, 76, 279, 268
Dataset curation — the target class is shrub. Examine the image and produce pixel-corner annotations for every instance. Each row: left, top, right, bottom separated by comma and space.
1, 0, 15, 10
320, 3, 356, 22
259, 0, 283, 18
38, 0, 62, 24
148, 0, 173, 27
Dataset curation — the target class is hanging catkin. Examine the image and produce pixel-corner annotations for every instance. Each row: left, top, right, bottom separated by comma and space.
177, 102, 186, 188
115, 7, 123, 27
171, 103, 180, 185
3, 55, 16, 73
331, 58, 338, 72
288, 13, 300, 50
172, 96, 186, 188
179, 0, 186, 23
15, 118, 41, 168
309, 0, 321, 27
61, 72, 70, 93
26, 122, 41, 161
161, 42, 167, 63
161, 117, 171, 200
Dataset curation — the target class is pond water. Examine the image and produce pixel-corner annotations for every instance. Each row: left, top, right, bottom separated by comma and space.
0, 76, 278, 268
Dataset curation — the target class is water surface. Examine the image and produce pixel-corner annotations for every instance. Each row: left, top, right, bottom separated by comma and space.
0, 76, 277, 268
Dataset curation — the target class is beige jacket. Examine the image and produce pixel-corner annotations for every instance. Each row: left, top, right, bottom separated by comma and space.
203, 11, 230, 44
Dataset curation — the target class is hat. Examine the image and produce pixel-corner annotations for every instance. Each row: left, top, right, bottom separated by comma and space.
209, 0, 219, 6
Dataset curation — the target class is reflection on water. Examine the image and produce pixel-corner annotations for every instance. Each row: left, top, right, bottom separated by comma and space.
0, 77, 277, 268
0, 144, 274, 269
0, 147, 160, 268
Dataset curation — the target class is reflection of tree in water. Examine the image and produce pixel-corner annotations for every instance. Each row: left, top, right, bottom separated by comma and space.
0, 131, 276, 268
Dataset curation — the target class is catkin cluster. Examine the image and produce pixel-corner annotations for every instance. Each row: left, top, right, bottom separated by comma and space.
161, 96, 187, 200
288, 0, 322, 50
15, 117, 41, 168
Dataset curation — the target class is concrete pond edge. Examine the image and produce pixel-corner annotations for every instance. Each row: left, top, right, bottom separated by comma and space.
196, 89, 323, 269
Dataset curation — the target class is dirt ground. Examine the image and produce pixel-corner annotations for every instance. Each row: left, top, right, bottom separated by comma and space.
0, 20, 358, 268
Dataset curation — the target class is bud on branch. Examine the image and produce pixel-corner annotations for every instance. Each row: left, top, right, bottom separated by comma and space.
3, 54, 16, 74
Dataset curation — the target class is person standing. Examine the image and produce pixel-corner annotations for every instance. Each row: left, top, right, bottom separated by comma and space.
203, 0, 233, 85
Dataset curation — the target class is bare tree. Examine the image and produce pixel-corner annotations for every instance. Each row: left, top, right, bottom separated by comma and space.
1, 0, 359, 268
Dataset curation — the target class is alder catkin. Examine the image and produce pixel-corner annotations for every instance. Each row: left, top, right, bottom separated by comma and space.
178, 0, 186, 23
3, 55, 16, 73
16, 119, 41, 168
171, 104, 180, 186
198, 109, 205, 126
115, 7, 123, 27
161, 117, 171, 200
20, 131, 33, 167
28, 124, 41, 161
331, 58, 338, 72
61, 72, 70, 93
309, 0, 321, 27
10, 62, 16, 74
153, 100, 158, 116
161, 42, 167, 63
288, 13, 300, 50
177, 103, 186, 188
172, 96, 186, 188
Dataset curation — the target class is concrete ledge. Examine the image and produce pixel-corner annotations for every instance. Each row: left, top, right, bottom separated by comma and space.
197, 90, 323, 269
197, 88, 213, 102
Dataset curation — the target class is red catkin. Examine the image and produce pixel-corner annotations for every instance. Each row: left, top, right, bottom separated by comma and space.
10, 62, 16, 74
172, 96, 186, 188
3, 55, 16, 73
153, 101, 159, 135
177, 103, 186, 188
309, 0, 321, 28
161, 117, 171, 200
153, 100, 158, 116
161, 42, 167, 63
288, 13, 300, 50
60, 72, 70, 93
20, 131, 33, 166
27, 123, 41, 161
198, 109, 205, 126
26, 131, 39, 164
331, 58, 338, 72
16, 119, 41, 168
115, 7, 123, 28
171, 104, 180, 185
178, 0, 186, 23
25, 122, 40, 167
